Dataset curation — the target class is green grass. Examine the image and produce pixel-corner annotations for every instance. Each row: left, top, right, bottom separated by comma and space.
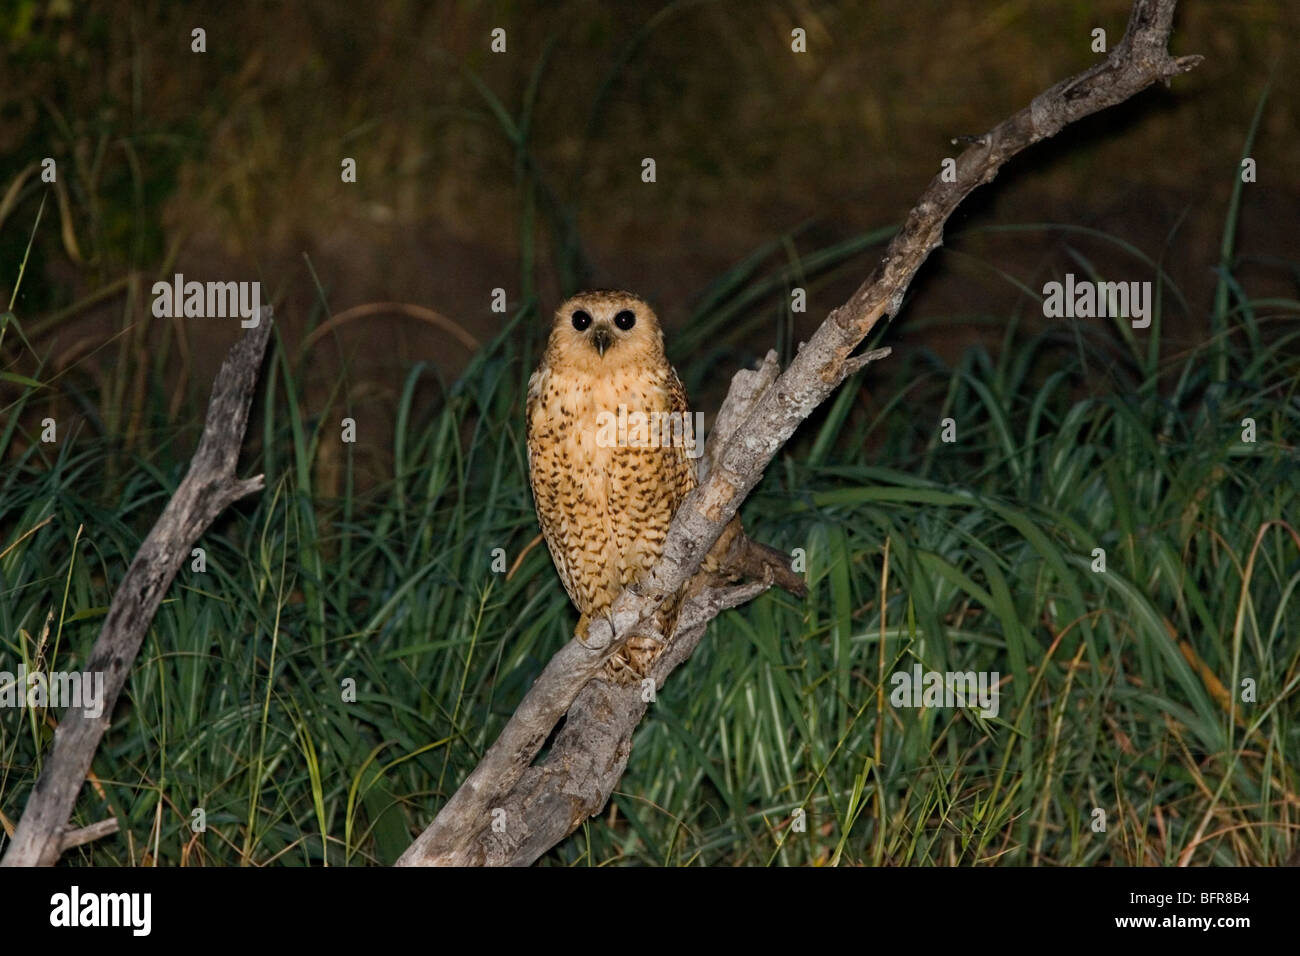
2, 52, 1298, 863
2, 197, 1297, 865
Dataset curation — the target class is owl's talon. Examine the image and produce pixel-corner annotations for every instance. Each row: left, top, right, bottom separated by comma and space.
575, 614, 614, 650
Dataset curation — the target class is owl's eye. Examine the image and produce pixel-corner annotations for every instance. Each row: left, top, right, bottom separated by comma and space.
613, 310, 636, 331
571, 310, 592, 331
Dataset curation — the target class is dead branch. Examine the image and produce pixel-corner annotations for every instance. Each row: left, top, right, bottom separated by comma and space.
396, 0, 1201, 866
57, 817, 120, 852
0, 314, 272, 867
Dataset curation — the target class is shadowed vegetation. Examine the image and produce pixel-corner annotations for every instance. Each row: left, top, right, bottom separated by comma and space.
2, 184, 1297, 863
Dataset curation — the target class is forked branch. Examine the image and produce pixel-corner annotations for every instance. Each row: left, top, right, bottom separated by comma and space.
1, 315, 272, 867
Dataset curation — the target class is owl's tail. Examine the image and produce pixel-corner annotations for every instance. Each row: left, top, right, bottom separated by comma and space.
706, 517, 808, 598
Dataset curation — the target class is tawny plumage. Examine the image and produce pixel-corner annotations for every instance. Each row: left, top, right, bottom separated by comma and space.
526, 290, 805, 683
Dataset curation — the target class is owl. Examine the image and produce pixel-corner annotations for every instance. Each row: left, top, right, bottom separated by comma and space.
526, 290, 804, 683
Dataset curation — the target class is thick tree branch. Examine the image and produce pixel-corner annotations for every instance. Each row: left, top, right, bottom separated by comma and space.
396, 0, 1200, 867
1, 314, 272, 867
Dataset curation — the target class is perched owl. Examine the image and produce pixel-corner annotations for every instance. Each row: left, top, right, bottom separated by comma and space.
526, 290, 805, 683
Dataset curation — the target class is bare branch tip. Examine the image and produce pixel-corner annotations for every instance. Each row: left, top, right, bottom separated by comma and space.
58, 817, 120, 852
1167, 54, 1204, 76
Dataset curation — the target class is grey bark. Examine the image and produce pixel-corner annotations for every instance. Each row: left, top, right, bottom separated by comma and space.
1, 315, 272, 867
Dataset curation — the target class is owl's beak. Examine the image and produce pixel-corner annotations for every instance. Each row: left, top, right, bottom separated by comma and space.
590, 326, 613, 357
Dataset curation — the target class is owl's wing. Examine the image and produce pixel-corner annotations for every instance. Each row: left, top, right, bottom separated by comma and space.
665, 364, 700, 502
524, 360, 582, 607
525, 364, 546, 474
666, 364, 689, 415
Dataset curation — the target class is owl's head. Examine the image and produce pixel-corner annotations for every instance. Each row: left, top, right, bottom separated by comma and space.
547, 290, 664, 372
